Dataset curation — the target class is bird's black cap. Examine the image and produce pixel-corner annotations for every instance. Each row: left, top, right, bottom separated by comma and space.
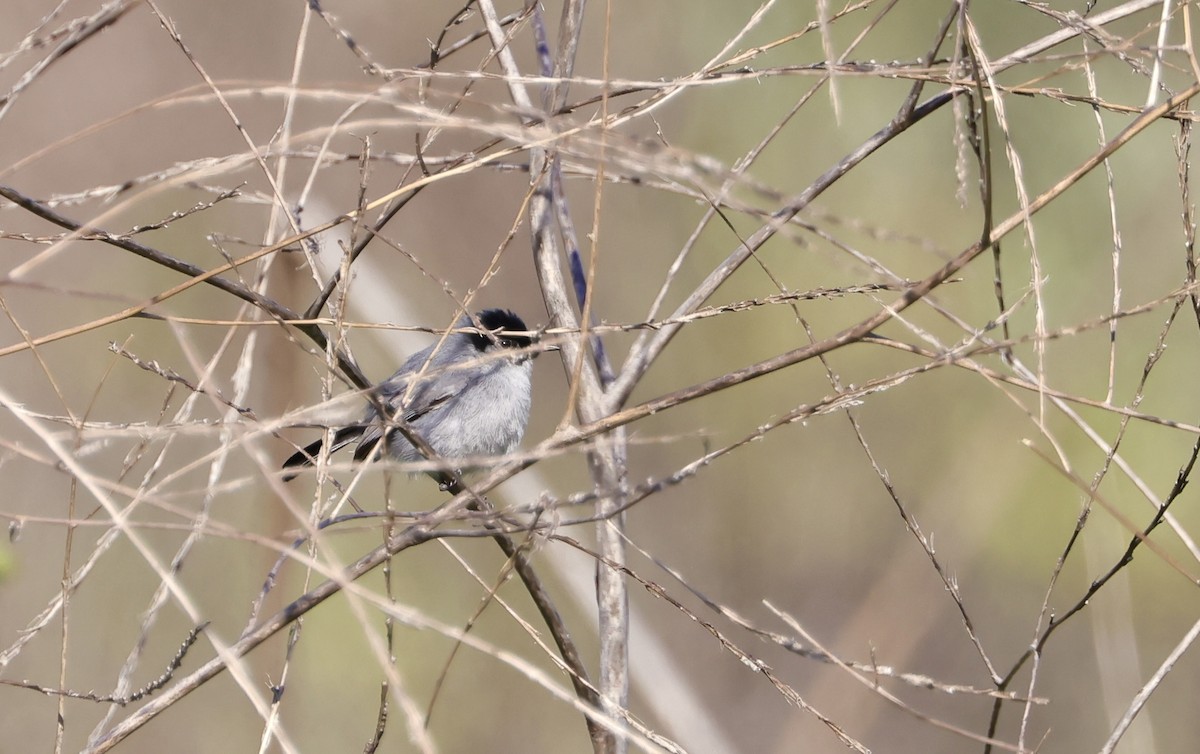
469, 309, 532, 351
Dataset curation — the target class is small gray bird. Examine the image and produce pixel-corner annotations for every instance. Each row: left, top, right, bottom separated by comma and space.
283, 309, 537, 481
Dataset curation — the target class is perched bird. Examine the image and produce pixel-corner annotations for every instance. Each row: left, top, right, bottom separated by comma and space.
283, 309, 538, 481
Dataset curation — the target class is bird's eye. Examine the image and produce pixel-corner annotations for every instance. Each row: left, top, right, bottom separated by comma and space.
500, 338, 514, 348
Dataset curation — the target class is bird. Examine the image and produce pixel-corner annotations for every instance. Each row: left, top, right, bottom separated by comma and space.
282, 308, 539, 482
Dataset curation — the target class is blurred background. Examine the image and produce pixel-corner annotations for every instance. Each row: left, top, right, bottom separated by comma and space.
2, 0, 1199, 752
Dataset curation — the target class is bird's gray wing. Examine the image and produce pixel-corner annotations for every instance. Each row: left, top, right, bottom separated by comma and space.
352, 353, 486, 462
281, 333, 481, 476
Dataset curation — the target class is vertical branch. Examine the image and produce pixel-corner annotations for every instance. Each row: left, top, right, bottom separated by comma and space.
553, 6, 630, 752
479, 1, 627, 751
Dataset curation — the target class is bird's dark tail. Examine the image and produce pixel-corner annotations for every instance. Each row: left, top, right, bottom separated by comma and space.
281, 426, 363, 481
